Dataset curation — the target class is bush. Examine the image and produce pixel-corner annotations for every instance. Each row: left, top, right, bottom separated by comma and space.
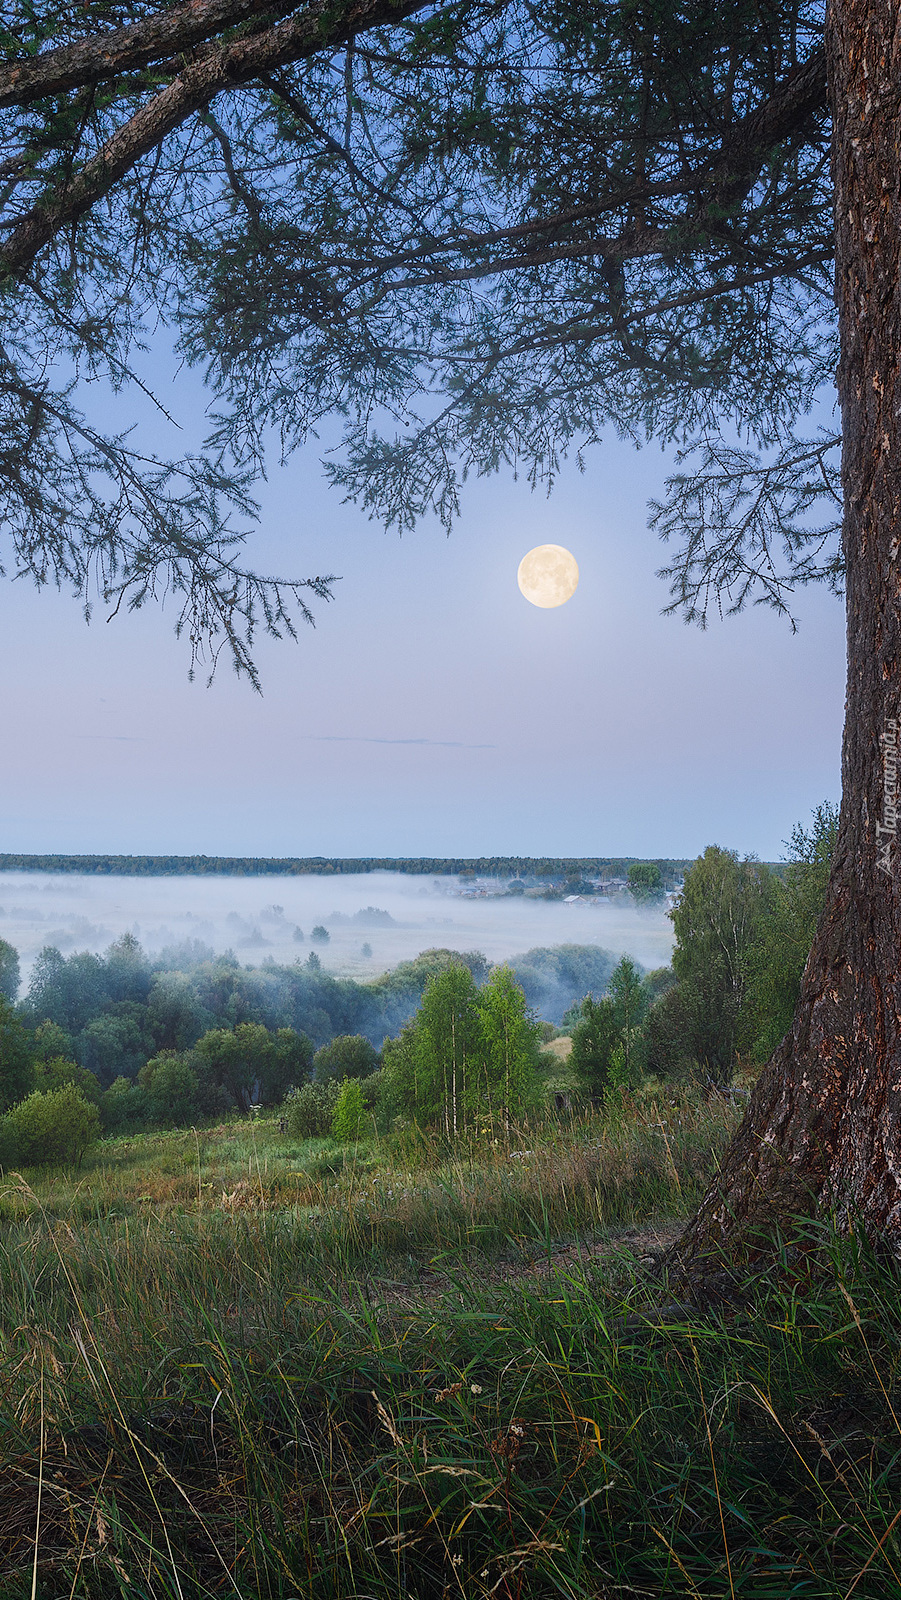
1, 1085, 101, 1168
283, 1080, 340, 1138
332, 1078, 365, 1142
33, 1055, 102, 1103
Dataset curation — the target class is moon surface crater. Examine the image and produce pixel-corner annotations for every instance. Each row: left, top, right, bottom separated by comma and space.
517, 544, 580, 608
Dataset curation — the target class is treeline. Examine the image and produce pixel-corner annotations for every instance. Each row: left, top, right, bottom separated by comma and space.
0, 957, 555, 1157
0, 853, 691, 880
0, 935, 617, 1093
0, 941, 619, 1158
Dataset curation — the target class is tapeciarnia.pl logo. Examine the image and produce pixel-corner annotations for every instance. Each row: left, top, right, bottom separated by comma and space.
877, 718, 898, 876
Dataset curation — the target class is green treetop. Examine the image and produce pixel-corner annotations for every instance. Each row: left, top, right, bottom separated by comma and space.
413, 963, 482, 1138
474, 964, 541, 1126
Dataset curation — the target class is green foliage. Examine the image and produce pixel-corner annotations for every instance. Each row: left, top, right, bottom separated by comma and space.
79, 1004, 154, 1085
145, 971, 212, 1052
12, 928, 635, 1104
507, 944, 618, 1024
138, 1053, 202, 1127
331, 1077, 366, 1142
193, 1022, 311, 1110
100, 1075, 147, 1135
741, 800, 840, 1060
627, 862, 664, 903
30, 1019, 74, 1063
0, 938, 19, 1002
0, 853, 690, 879
272, 1026, 315, 1086
569, 995, 620, 1100
0, 997, 35, 1112
475, 964, 542, 1122
646, 809, 837, 1080
313, 1033, 380, 1083
382, 964, 565, 1131
567, 958, 650, 1098
283, 1079, 340, 1138
642, 967, 677, 1004
607, 956, 649, 1085
414, 964, 482, 1136
104, 932, 152, 1004
33, 1056, 101, 1104
645, 984, 702, 1082
378, 1022, 420, 1125
27, 946, 111, 1034
377, 947, 490, 996
310, 925, 330, 944
1, 1084, 100, 1168
662, 845, 774, 1085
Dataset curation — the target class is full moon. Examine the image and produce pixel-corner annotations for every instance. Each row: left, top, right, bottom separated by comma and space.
517, 544, 580, 608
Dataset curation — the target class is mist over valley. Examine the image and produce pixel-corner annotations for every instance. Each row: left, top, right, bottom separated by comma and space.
0, 870, 673, 996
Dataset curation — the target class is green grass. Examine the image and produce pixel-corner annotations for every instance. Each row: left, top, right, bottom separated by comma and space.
1, 1092, 900, 1596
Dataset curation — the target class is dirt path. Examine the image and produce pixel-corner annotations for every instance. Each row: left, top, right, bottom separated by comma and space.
370, 1218, 685, 1311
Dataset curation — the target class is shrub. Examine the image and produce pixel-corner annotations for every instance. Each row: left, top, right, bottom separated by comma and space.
332, 1078, 365, 1142
33, 1055, 102, 1103
283, 1080, 340, 1138
1, 1085, 100, 1167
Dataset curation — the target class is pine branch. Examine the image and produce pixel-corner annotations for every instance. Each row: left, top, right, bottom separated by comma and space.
0, 0, 305, 108
0, 0, 433, 285
650, 433, 843, 628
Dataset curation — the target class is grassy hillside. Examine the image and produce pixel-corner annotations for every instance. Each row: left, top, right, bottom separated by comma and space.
0, 1093, 898, 1597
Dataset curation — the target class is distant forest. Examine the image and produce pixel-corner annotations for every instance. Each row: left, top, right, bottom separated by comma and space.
0, 854, 691, 879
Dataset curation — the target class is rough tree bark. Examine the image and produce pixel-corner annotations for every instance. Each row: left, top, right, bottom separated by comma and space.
674, 0, 901, 1266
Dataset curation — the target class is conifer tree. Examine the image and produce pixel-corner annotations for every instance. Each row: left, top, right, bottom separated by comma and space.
6, 1, 901, 1254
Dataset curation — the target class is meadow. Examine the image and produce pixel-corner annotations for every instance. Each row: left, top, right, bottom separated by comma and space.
2, 1089, 900, 1599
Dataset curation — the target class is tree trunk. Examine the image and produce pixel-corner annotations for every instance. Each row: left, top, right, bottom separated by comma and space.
673, 0, 901, 1266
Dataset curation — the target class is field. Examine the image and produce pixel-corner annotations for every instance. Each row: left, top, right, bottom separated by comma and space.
1, 1092, 900, 1598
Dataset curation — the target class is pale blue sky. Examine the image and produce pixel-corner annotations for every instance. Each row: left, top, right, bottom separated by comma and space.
1, 356, 844, 861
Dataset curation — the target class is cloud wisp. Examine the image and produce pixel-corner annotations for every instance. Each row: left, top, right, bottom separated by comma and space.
302, 735, 496, 749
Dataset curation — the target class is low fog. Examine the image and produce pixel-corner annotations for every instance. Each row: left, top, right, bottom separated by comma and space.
0, 872, 674, 990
